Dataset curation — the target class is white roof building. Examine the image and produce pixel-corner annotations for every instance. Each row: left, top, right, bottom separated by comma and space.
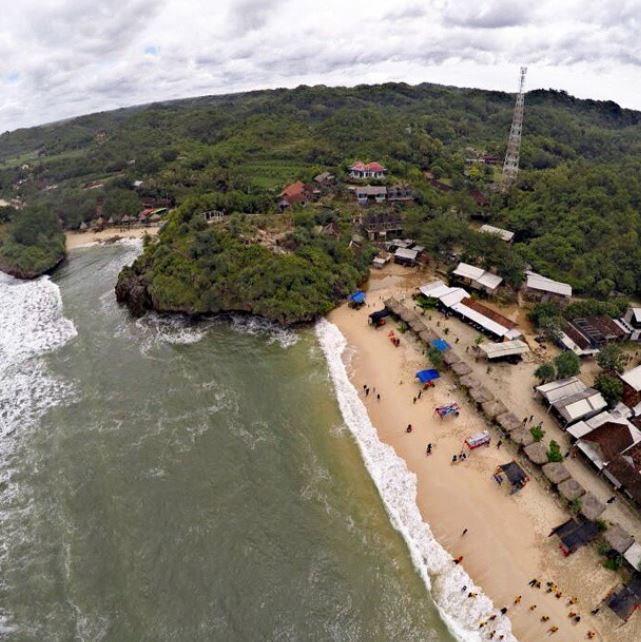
394, 248, 419, 262
536, 377, 587, 404
621, 365, 641, 392
453, 262, 503, 293
418, 281, 469, 307
551, 389, 608, 425
624, 542, 641, 570
480, 224, 515, 242
478, 340, 530, 360
525, 271, 572, 298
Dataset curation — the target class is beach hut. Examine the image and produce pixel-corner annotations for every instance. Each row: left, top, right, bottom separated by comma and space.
481, 399, 508, 420
419, 330, 434, 344
604, 524, 634, 556
608, 573, 641, 621
400, 309, 419, 324
451, 361, 472, 376
496, 412, 521, 433
469, 386, 494, 404
550, 518, 600, 556
410, 318, 427, 333
459, 374, 481, 389
498, 461, 529, 493
557, 478, 585, 501
542, 462, 571, 485
524, 441, 548, 465
442, 350, 461, 366
348, 291, 366, 308
580, 492, 606, 521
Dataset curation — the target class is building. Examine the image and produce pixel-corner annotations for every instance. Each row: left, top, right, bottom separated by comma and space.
620, 365, 641, 417
353, 185, 387, 205
479, 224, 515, 243
313, 171, 335, 185
574, 418, 641, 473
452, 262, 503, 295
387, 185, 414, 202
478, 340, 530, 361
566, 315, 629, 348
559, 323, 600, 357
621, 307, 641, 341
394, 247, 419, 267
278, 181, 311, 210
523, 271, 572, 303
348, 161, 386, 180
362, 211, 403, 241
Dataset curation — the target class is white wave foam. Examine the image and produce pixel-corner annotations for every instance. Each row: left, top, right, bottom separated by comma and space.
136, 313, 210, 345
229, 314, 298, 348
315, 319, 518, 642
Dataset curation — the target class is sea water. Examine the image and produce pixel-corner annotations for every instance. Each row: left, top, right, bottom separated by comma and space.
0, 244, 505, 641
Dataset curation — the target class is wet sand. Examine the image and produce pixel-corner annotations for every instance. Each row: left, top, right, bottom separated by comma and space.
65, 226, 159, 250
328, 266, 637, 642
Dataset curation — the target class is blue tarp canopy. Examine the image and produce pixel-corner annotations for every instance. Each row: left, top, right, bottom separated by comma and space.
416, 369, 440, 383
430, 338, 450, 352
349, 291, 366, 304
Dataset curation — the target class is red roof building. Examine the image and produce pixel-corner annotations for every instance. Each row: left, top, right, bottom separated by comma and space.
349, 161, 386, 179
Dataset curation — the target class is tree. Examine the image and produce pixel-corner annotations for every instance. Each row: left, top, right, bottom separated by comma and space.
530, 426, 545, 442
595, 373, 624, 406
539, 315, 562, 343
427, 346, 444, 369
547, 440, 564, 463
553, 351, 581, 379
534, 362, 556, 383
596, 343, 625, 374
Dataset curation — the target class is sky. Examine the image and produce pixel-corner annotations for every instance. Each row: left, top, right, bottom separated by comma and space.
2, 0, 641, 132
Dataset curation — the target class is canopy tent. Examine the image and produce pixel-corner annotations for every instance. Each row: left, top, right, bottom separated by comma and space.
496, 412, 522, 433
443, 350, 461, 366
580, 492, 606, 521
604, 524, 635, 555
416, 369, 440, 384
451, 361, 472, 376
369, 308, 391, 324
459, 374, 481, 389
349, 290, 366, 305
608, 573, 641, 621
435, 403, 460, 418
550, 518, 600, 556
469, 386, 494, 404
481, 399, 508, 420
524, 441, 548, 465
542, 462, 571, 485
557, 478, 585, 501
430, 338, 450, 352
498, 461, 529, 493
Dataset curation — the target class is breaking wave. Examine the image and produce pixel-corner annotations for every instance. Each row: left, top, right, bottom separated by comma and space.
229, 314, 298, 348
315, 319, 517, 642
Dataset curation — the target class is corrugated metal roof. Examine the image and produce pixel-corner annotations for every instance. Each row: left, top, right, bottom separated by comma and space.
450, 302, 509, 337
553, 389, 607, 423
622, 365, 641, 392
479, 340, 529, 359
440, 288, 469, 307
477, 272, 503, 290
624, 542, 641, 569
536, 377, 586, 403
453, 262, 485, 280
525, 271, 572, 297
395, 248, 418, 260
480, 224, 514, 242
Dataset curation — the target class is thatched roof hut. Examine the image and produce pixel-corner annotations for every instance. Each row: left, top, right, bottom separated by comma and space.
419, 330, 435, 344
580, 492, 606, 521
469, 386, 494, 404
481, 399, 508, 420
557, 478, 585, 501
384, 298, 403, 315
524, 441, 548, 465
443, 350, 461, 365
459, 375, 481, 389
451, 361, 472, 376
496, 412, 522, 433
542, 462, 571, 485
400, 309, 419, 324
410, 319, 427, 333
604, 524, 634, 555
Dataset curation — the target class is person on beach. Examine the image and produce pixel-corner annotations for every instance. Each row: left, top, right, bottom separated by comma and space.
426, 443, 432, 455
540, 615, 549, 622
365, 387, 370, 397
499, 607, 508, 615
587, 631, 595, 639
555, 591, 562, 599
406, 424, 412, 433
453, 555, 463, 564
514, 595, 522, 605
567, 596, 577, 606
574, 615, 581, 623
413, 397, 417, 404
606, 496, 616, 504
488, 614, 497, 621
548, 625, 558, 634
461, 527, 467, 536
590, 607, 599, 615
467, 592, 477, 598
529, 414, 533, 422
418, 390, 422, 399
497, 440, 502, 449
461, 585, 467, 593
376, 393, 381, 401
528, 578, 538, 587
568, 612, 577, 618
452, 455, 458, 463
529, 604, 537, 611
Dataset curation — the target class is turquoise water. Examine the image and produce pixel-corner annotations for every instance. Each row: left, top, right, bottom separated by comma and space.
0, 245, 455, 641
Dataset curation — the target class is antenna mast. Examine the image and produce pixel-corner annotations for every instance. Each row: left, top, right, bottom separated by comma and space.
500, 66, 527, 192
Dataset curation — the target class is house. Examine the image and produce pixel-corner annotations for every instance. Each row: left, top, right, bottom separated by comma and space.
536, 377, 608, 426
387, 185, 414, 202
478, 340, 530, 361
394, 247, 419, 267
362, 211, 403, 241
620, 365, 641, 417
565, 315, 629, 348
523, 271, 572, 303
480, 224, 514, 243
574, 418, 641, 472
348, 161, 386, 180
313, 171, 335, 185
558, 322, 600, 357
353, 185, 387, 205
278, 181, 311, 210
621, 307, 641, 341
372, 252, 391, 269
451, 297, 522, 340
604, 442, 641, 506
452, 262, 503, 295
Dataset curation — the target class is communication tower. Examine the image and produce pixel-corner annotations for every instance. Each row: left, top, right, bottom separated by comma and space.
500, 67, 527, 192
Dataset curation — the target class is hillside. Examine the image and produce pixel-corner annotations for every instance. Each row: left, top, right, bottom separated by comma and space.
2, 81, 641, 306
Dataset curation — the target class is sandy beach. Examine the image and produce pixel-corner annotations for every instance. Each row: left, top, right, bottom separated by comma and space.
65, 226, 159, 250
328, 265, 639, 642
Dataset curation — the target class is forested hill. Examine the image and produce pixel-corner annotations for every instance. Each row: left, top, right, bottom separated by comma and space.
3, 81, 641, 300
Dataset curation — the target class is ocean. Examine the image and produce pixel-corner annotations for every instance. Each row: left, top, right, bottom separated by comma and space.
0, 244, 483, 641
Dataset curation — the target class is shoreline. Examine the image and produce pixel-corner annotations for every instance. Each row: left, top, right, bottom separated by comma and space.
323, 268, 636, 642
65, 226, 159, 250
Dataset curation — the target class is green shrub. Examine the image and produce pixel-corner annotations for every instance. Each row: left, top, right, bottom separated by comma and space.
547, 440, 564, 462
530, 426, 545, 442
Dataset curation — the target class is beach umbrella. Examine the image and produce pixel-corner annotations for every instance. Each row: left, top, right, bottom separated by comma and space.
542, 462, 571, 485
524, 442, 548, 466
580, 492, 606, 521
557, 478, 585, 501
416, 369, 440, 384
430, 338, 450, 352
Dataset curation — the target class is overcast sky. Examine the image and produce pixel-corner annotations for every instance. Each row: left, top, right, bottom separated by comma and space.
2, 0, 641, 132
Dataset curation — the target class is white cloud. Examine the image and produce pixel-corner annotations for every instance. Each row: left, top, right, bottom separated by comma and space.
2, 0, 641, 131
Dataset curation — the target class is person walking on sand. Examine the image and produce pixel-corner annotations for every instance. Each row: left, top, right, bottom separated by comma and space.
514, 595, 522, 605
548, 625, 558, 634
529, 604, 537, 611
497, 439, 502, 449
461, 528, 468, 536
406, 424, 412, 433
453, 555, 463, 564
426, 443, 432, 455
365, 387, 370, 397
499, 607, 508, 615
376, 393, 380, 401
413, 397, 417, 404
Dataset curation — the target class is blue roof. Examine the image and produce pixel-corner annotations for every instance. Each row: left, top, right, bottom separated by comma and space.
430, 338, 450, 352
416, 369, 440, 383
349, 291, 366, 304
